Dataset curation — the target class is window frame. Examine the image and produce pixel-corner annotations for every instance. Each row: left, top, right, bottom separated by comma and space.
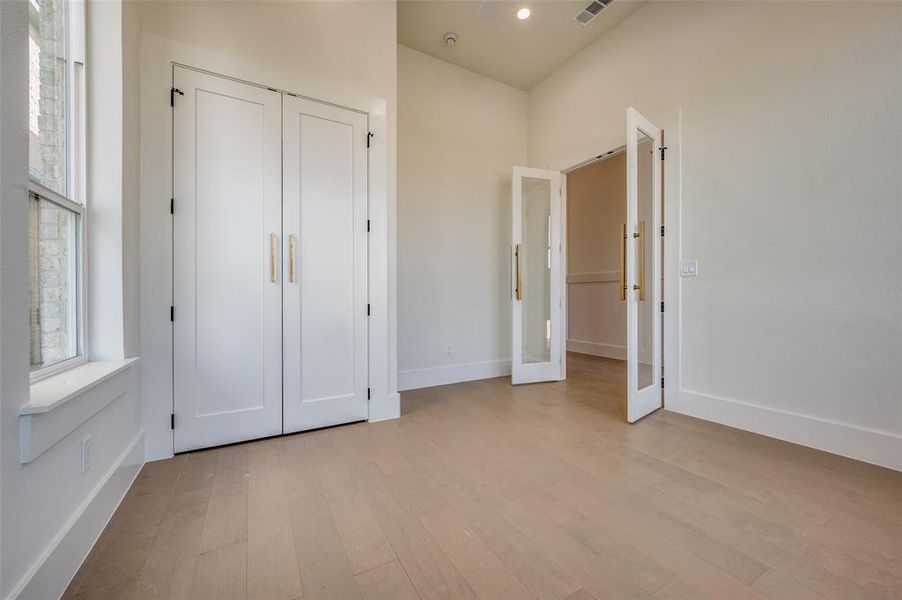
29, 0, 87, 383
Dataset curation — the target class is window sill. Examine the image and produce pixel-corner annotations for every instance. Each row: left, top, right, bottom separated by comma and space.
20, 358, 139, 463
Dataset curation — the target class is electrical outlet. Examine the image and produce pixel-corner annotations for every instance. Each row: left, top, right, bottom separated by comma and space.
444, 344, 453, 358
81, 436, 93, 473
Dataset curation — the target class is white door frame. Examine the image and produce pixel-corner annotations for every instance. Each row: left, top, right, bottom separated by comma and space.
553, 108, 682, 418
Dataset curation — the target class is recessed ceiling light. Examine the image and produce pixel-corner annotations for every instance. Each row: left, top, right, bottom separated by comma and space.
517, 7, 531, 20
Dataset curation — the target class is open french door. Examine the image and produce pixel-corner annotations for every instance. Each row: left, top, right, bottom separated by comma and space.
625, 107, 663, 422
511, 167, 563, 384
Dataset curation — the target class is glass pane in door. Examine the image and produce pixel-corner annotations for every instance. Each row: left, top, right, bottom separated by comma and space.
521, 177, 552, 364
636, 131, 655, 390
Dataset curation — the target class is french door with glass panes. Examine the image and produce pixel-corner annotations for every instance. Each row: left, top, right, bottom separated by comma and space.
511, 167, 564, 384
624, 107, 663, 422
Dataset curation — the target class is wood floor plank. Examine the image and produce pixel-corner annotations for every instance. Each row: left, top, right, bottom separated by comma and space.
357, 463, 478, 600
328, 488, 397, 575
189, 540, 247, 599
247, 500, 303, 600
139, 501, 209, 600
417, 504, 535, 599
247, 437, 290, 509
64, 352, 902, 600
437, 482, 584, 600
288, 493, 363, 600
356, 560, 421, 600
169, 450, 218, 511
200, 446, 249, 552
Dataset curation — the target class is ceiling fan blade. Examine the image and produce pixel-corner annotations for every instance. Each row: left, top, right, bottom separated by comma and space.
478, 0, 500, 20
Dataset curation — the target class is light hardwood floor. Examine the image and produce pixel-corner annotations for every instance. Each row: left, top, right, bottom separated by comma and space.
65, 353, 902, 600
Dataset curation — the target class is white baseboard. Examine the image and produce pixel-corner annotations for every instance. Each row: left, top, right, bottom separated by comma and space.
671, 390, 902, 472
14, 432, 145, 600
399, 359, 511, 391
567, 339, 626, 361
369, 391, 401, 422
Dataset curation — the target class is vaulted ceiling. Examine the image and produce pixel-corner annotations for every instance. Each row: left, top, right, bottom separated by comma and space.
398, 0, 646, 90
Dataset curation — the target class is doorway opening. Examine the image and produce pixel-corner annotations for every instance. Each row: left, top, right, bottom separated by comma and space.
564, 147, 631, 418
559, 112, 665, 422
510, 107, 669, 423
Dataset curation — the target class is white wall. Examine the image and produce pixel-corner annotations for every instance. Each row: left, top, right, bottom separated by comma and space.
397, 45, 527, 390
0, 1, 31, 595
529, 1, 902, 469
138, 0, 399, 460
1, 1, 144, 598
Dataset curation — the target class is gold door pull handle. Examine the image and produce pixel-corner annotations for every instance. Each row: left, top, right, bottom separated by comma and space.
289, 235, 296, 283
635, 220, 646, 301
619, 224, 627, 301
270, 233, 277, 283
514, 244, 523, 300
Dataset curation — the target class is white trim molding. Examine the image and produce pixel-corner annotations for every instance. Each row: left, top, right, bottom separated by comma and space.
399, 359, 511, 391
567, 270, 619, 285
20, 359, 139, 463
671, 390, 902, 472
567, 340, 626, 361
10, 433, 144, 600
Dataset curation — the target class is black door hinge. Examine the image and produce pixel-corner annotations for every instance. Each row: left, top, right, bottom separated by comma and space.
367, 219, 371, 232
367, 388, 371, 400
170, 413, 175, 430
170, 87, 184, 107
170, 306, 174, 322
661, 377, 665, 389
660, 224, 665, 237
660, 146, 668, 161
170, 198, 174, 214
367, 132, 374, 148
367, 303, 371, 316
660, 301, 664, 313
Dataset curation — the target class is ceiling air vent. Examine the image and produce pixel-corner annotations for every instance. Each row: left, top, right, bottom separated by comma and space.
573, 0, 616, 26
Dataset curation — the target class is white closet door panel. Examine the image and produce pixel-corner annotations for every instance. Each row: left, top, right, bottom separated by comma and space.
173, 67, 282, 452
194, 90, 266, 416
283, 96, 368, 433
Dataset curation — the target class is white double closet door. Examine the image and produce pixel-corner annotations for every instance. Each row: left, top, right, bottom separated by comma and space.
173, 67, 368, 453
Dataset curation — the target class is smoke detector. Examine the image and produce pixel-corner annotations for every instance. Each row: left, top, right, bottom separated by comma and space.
443, 32, 458, 47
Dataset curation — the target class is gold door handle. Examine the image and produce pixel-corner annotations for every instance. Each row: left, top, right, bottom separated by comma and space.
270, 233, 277, 283
634, 220, 646, 301
289, 235, 296, 283
514, 244, 523, 300
619, 224, 627, 301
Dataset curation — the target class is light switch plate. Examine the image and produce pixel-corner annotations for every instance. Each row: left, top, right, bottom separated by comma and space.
680, 259, 698, 277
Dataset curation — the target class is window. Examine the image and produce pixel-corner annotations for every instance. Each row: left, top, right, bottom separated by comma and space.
28, 0, 85, 377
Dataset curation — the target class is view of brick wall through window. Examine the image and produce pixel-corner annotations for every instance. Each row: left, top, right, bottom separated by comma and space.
29, 0, 77, 370
33, 198, 76, 368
